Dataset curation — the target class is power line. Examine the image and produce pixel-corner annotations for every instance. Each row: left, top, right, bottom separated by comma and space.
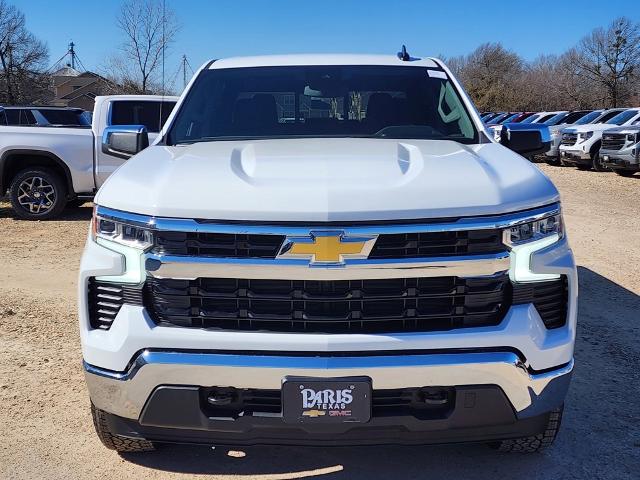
48, 41, 87, 73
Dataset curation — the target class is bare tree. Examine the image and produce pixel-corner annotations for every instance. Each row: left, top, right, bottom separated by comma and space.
114, 0, 179, 93
568, 17, 640, 107
0, 0, 49, 104
450, 43, 524, 111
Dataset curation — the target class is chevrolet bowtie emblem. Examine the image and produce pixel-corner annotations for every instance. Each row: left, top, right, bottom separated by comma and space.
278, 231, 377, 265
302, 409, 326, 418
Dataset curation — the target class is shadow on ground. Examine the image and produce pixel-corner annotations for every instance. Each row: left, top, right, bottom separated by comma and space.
115, 267, 640, 479
0, 197, 93, 220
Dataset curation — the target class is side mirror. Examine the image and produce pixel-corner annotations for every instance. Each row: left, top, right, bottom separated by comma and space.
500, 123, 551, 156
102, 125, 149, 159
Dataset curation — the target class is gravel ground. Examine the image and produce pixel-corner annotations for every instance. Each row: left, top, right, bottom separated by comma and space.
0, 164, 639, 480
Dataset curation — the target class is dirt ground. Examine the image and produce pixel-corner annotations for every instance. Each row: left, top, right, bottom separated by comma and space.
0, 164, 639, 480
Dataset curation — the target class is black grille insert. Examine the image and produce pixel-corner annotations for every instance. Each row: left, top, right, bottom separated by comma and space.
152, 229, 506, 260
602, 133, 626, 151
153, 231, 285, 258
561, 133, 577, 146
370, 230, 504, 258
200, 386, 454, 419
513, 276, 568, 329
88, 279, 143, 330
145, 275, 512, 333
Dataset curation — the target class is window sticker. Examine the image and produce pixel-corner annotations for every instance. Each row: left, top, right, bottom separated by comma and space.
427, 69, 447, 79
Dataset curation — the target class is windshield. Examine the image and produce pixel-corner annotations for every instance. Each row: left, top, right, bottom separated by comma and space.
543, 113, 568, 125
574, 111, 602, 125
167, 66, 478, 145
500, 113, 519, 123
519, 115, 538, 124
487, 113, 509, 124
607, 110, 639, 125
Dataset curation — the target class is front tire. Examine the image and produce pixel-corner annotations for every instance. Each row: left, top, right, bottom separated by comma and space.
9, 168, 67, 220
545, 155, 561, 166
491, 405, 563, 453
591, 150, 607, 172
91, 404, 155, 453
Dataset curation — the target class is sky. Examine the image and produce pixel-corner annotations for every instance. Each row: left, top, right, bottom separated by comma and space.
16, 0, 640, 89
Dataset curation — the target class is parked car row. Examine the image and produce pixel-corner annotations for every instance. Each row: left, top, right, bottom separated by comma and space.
481, 109, 640, 176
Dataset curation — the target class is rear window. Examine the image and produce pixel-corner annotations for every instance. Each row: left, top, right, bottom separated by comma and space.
37, 109, 90, 126
110, 100, 177, 133
5, 109, 36, 126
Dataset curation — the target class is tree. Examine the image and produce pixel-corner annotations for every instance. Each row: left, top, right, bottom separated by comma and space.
114, 0, 179, 93
449, 43, 524, 111
568, 17, 640, 107
0, 0, 49, 104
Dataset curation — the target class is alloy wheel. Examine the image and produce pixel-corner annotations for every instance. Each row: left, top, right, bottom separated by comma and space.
16, 176, 57, 214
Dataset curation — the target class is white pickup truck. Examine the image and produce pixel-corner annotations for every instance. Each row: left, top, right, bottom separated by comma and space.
80, 53, 575, 454
559, 108, 636, 171
0, 95, 178, 219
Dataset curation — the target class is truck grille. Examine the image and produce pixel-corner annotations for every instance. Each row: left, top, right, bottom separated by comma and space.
601, 133, 626, 151
87, 279, 143, 329
144, 274, 511, 333
369, 229, 504, 258
153, 232, 286, 258
153, 229, 505, 259
561, 132, 577, 146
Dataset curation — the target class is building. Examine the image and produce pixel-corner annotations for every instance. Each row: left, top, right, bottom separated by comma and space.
50, 66, 115, 111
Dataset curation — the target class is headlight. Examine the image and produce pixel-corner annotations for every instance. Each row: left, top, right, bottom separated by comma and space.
627, 133, 637, 143
578, 131, 593, 142
505, 211, 564, 282
91, 209, 153, 250
504, 212, 563, 247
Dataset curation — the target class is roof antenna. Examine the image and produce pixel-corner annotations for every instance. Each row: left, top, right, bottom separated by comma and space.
398, 45, 410, 61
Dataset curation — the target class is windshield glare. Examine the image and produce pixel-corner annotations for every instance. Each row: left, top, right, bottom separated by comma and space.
607, 110, 639, 125
543, 113, 567, 125
167, 66, 478, 145
574, 111, 602, 125
519, 115, 538, 124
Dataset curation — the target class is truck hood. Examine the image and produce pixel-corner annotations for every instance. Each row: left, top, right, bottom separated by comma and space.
95, 138, 559, 222
562, 123, 617, 134
599, 125, 640, 135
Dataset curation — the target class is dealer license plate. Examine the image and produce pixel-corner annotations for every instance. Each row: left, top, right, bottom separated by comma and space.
282, 377, 371, 424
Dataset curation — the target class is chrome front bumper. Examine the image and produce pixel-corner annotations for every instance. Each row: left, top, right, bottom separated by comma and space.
85, 350, 573, 421
600, 149, 639, 168
560, 148, 590, 161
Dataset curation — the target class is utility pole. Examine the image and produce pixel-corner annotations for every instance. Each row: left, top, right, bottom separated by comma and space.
68, 41, 76, 69
182, 54, 187, 89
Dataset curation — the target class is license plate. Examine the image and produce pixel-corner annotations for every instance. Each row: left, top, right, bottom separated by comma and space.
282, 377, 371, 424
